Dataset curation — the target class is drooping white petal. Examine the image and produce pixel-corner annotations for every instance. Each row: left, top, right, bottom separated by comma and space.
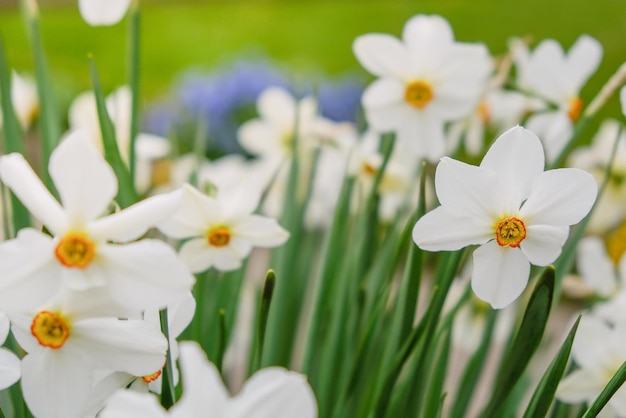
402, 14, 454, 69
233, 215, 289, 247
557, 368, 606, 404
361, 79, 406, 123
525, 40, 567, 102
89, 189, 183, 243
72, 317, 167, 377
212, 246, 247, 272
0, 348, 20, 390
353, 34, 413, 79
169, 342, 229, 417
257, 87, 296, 129
434, 157, 498, 218
0, 153, 68, 234
519, 224, 569, 266
412, 206, 492, 251
78, 0, 131, 26
406, 111, 447, 161
50, 130, 118, 226
471, 241, 530, 309
81, 371, 135, 418
97, 240, 194, 311
577, 237, 618, 296
563, 35, 603, 93
520, 168, 597, 226
21, 348, 93, 418
238, 119, 286, 158
479, 126, 545, 212
0, 229, 60, 312
178, 238, 218, 273
99, 390, 168, 418
363, 100, 415, 133
228, 368, 318, 418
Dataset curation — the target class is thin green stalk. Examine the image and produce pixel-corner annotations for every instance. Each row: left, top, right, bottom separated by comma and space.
215, 309, 227, 373
127, 2, 141, 185
250, 270, 276, 374
159, 308, 176, 409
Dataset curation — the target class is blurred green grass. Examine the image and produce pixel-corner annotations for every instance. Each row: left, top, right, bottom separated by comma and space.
0, 0, 624, 117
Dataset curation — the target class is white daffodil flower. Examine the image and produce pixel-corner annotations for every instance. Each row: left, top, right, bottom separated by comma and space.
158, 184, 289, 273
353, 14, 492, 161
0, 312, 20, 391
512, 35, 603, 161
557, 315, 626, 417
0, 130, 194, 313
569, 119, 626, 234
412, 126, 597, 308
78, 0, 131, 26
9, 290, 168, 418
100, 341, 318, 418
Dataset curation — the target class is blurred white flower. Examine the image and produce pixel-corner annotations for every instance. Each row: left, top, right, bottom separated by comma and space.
158, 184, 289, 273
78, 0, 131, 26
9, 290, 167, 418
0, 130, 194, 313
412, 126, 597, 308
353, 14, 492, 161
621, 85, 626, 117
69, 86, 171, 194
557, 315, 626, 416
512, 35, 603, 161
100, 341, 318, 418
0, 312, 20, 391
0, 71, 38, 131
569, 119, 626, 234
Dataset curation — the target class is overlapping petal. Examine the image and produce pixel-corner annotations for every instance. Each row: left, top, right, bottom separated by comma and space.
519, 224, 568, 266
100, 390, 168, 418
412, 207, 492, 251
353, 34, 413, 79
0, 348, 20, 390
563, 35, 603, 92
233, 215, 289, 247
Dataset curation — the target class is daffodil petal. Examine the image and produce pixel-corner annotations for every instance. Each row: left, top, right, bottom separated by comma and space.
178, 238, 216, 273
563, 35, 603, 92
89, 188, 183, 243
412, 206, 492, 251
577, 237, 618, 296
471, 241, 530, 309
520, 168, 597, 226
0, 153, 68, 234
50, 130, 118, 225
353, 34, 413, 80
157, 184, 220, 240
519, 224, 568, 266
78, 0, 131, 26
228, 368, 317, 418
73, 317, 167, 376
0, 313, 9, 344
257, 87, 297, 129
0, 348, 20, 390
479, 126, 545, 211
98, 240, 194, 311
100, 390, 168, 418
169, 342, 229, 417
233, 215, 289, 247
402, 15, 454, 68
435, 157, 498, 218
556, 368, 605, 404
571, 315, 612, 370
21, 347, 93, 418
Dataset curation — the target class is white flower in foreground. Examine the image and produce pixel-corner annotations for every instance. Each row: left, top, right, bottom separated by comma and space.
353, 14, 491, 160
78, 0, 131, 26
100, 341, 318, 418
512, 35, 603, 161
0, 313, 20, 390
10, 291, 167, 418
0, 130, 194, 312
158, 184, 289, 272
557, 315, 626, 417
412, 126, 597, 308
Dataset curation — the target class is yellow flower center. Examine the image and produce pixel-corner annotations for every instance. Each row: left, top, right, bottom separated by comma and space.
362, 162, 377, 176
478, 101, 490, 124
568, 97, 583, 122
31, 311, 70, 349
207, 226, 231, 247
405, 81, 433, 109
495, 216, 526, 248
142, 369, 162, 383
54, 231, 96, 269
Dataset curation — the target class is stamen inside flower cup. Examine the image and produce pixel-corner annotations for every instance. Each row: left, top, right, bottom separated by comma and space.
142, 370, 162, 383
207, 226, 232, 247
54, 232, 96, 268
404, 81, 433, 108
568, 97, 584, 121
31, 311, 71, 349
495, 216, 527, 248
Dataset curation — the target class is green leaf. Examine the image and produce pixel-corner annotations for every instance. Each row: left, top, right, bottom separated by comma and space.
479, 266, 555, 418
88, 59, 137, 208
159, 308, 176, 409
249, 270, 276, 374
522, 314, 582, 418
581, 360, 626, 418
127, 4, 141, 184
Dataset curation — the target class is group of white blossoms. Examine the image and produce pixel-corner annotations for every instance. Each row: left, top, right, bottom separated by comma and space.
1, 2, 626, 416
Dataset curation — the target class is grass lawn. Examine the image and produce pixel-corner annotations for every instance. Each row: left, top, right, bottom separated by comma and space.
0, 0, 624, 118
